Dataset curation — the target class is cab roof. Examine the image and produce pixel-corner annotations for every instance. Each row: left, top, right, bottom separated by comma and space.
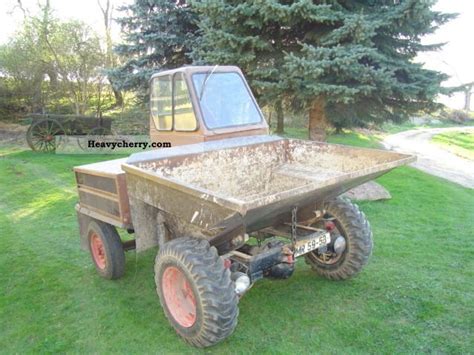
150, 65, 243, 80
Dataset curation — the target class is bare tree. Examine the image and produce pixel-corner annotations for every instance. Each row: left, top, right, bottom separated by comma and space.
463, 82, 473, 112
15, 0, 28, 17
97, 0, 123, 107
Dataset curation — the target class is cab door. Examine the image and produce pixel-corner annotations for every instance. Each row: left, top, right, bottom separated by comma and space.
149, 72, 204, 146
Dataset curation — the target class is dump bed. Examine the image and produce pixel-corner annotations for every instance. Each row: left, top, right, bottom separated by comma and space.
122, 135, 415, 235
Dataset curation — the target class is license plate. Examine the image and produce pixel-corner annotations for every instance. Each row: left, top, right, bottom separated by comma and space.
293, 231, 331, 257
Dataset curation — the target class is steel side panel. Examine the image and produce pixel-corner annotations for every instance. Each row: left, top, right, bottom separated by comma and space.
122, 136, 414, 236
244, 169, 391, 232
125, 172, 238, 239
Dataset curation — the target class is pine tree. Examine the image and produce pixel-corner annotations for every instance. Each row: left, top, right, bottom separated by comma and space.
111, 0, 198, 96
192, 0, 297, 133
193, 0, 454, 140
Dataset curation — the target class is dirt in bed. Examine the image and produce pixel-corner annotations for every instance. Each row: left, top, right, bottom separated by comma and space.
288, 140, 385, 173
138, 141, 390, 202
138, 143, 311, 201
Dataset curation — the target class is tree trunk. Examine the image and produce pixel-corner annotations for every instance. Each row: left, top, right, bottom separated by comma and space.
275, 100, 284, 134
464, 85, 472, 112
74, 101, 80, 115
308, 96, 328, 141
97, 80, 103, 117
97, 0, 123, 108
111, 84, 123, 107
31, 72, 43, 113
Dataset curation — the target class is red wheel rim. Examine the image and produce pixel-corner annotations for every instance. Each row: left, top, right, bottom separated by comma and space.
162, 266, 197, 328
90, 233, 107, 269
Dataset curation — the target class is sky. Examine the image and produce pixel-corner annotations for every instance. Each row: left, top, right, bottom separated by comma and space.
416, 0, 474, 109
0, 0, 132, 42
0, 0, 473, 109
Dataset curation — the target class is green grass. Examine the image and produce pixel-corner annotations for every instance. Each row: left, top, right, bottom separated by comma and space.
278, 127, 382, 148
0, 133, 473, 353
379, 120, 463, 134
277, 120, 470, 138
432, 131, 474, 160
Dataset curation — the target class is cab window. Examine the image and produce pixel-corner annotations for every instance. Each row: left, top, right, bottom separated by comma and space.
173, 73, 197, 131
151, 75, 172, 130
192, 72, 262, 129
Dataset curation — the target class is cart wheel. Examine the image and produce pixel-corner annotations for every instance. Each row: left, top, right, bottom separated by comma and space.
304, 197, 373, 280
26, 118, 65, 152
78, 126, 108, 151
155, 237, 239, 347
87, 220, 125, 279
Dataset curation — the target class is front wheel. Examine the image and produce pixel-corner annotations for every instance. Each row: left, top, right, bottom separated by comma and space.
155, 237, 239, 347
305, 197, 373, 280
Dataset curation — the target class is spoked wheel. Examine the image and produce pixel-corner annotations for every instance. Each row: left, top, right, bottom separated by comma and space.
155, 237, 239, 347
26, 119, 64, 152
87, 220, 125, 279
78, 126, 108, 151
304, 197, 373, 280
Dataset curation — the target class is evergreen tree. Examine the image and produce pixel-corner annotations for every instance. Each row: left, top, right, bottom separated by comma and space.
112, 0, 198, 96
193, 0, 454, 139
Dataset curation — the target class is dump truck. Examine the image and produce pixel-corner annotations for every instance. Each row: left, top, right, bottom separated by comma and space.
74, 65, 415, 347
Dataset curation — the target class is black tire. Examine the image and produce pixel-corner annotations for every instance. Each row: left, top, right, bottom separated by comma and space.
305, 197, 373, 280
87, 220, 125, 279
155, 237, 239, 347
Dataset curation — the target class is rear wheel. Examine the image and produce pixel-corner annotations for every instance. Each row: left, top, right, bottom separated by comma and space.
26, 119, 64, 152
304, 197, 373, 280
78, 126, 108, 151
155, 237, 239, 347
87, 220, 125, 279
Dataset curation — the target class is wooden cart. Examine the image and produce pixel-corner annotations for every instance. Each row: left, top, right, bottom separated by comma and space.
26, 114, 112, 152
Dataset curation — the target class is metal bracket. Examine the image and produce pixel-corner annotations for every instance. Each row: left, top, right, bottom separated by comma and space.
291, 206, 298, 246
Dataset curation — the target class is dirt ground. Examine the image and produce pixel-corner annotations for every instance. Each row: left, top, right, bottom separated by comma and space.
0, 122, 28, 147
382, 127, 474, 189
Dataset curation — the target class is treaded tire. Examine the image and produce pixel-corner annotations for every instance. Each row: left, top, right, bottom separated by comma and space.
155, 237, 239, 347
305, 197, 373, 280
87, 220, 125, 279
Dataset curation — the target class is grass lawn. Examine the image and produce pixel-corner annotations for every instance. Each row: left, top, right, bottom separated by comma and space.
280, 127, 383, 148
379, 120, 472, 134
0, 132, 473, 353
432, 131, 474, 160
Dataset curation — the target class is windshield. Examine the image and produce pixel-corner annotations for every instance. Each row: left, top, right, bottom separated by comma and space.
192, 72, 262, 129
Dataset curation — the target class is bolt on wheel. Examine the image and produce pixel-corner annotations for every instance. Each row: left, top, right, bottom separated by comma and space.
90, 232, 107, 270
87, 220, 126, 280
155, 237, 239, 347
304, 197, 373, 280
161, 266, 197, 328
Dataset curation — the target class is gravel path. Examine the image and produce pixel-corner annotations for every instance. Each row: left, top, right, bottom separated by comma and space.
382, 127, 474, 189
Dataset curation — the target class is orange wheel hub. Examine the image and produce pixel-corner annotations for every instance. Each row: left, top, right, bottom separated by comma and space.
162, 266, 197, 328
90, 233, 107, 269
